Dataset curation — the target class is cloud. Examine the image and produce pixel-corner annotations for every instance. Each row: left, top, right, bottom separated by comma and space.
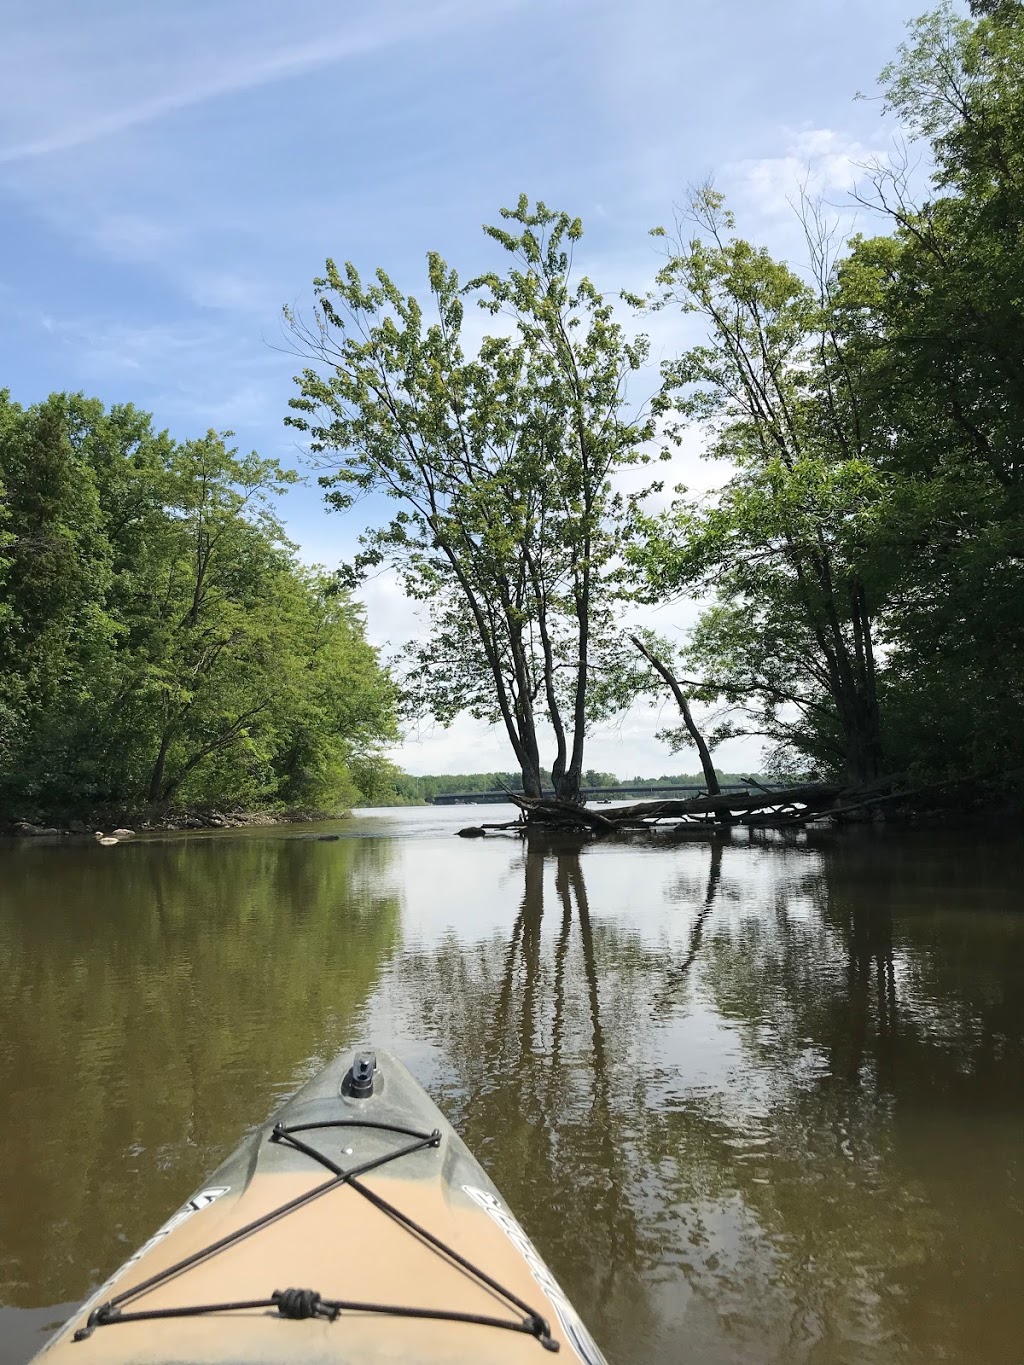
352, 565, 766, 778
26, 310, 291, 435
725, 126, 891, 219
355, 569, 426, 650
388, 700, 764, 779
185, 270, 283, 315
0, 0, 529, 165
39, 315, 222, 378
90, 212, 178, 262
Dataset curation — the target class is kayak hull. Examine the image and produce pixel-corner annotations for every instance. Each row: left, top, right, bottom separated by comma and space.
35, 1047, 607, 1365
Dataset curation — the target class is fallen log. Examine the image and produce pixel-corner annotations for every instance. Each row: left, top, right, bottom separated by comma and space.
456, 769, 1022, 837
504, 783, 847, 833
454, 816, 529, 837
508, 793, 619, 831
573, 783, 844, 822
772, 766, 1024, 826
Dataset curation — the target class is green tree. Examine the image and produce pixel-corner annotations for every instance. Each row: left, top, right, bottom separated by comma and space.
630, 2, 1024, 787
0, 394, 397, 817
840, 0, 1024, 776
269, 577, 399, 810
286, 197, 656, 802
630, 192, 887, 782
133, 431, 300, 806
0, 392, 119, 797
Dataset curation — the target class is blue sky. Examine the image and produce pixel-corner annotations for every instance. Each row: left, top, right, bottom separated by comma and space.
1, 0, 934, 776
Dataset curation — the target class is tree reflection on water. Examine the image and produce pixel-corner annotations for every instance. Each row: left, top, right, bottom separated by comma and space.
388, 831, 1024, 1365
0, 834, 401, 1313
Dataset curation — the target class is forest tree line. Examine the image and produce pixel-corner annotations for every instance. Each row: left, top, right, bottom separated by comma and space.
288, 0, 1023, 803
374, 770, 762, 805
0, 393, 397, 820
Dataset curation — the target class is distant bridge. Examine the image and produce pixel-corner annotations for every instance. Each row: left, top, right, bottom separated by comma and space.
430, 783, 757, 806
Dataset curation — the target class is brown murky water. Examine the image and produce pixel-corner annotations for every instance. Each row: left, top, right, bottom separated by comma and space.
1, 809, 1022, 1364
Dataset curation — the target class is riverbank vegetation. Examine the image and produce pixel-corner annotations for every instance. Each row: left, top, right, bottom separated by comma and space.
0, 393, 397, 825
292, 0, 1023, 817
628, 0, 1024, 789
366, 770, 761, 806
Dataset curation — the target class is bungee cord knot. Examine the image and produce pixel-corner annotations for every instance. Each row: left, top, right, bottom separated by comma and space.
272, 1287, 340, 1322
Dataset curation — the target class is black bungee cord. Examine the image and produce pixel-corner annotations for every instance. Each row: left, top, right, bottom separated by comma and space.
72, 1119, 558, 1354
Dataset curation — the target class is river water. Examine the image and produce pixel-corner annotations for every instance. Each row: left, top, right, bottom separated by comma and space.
1, 808, 1022, 1363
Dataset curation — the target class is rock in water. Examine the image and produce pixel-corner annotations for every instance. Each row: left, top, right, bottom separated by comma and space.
456, 826, 486, 839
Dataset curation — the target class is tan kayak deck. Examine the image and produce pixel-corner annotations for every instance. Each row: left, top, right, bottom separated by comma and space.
50, 1168, 561, 1362
37, 1049, 605, 1364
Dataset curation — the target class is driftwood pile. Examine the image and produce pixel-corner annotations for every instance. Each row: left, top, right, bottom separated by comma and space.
456, 775, 955, 838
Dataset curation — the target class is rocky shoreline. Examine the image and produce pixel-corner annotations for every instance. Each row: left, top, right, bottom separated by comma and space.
3, 808, 346, 838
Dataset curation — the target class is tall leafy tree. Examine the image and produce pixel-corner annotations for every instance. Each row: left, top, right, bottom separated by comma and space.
134, 431, 301, 806
268, 574, 399, 810
286, 197, 656, 802
630, 192, 887, 782
839, 0, 1024, 775
631, 1, 1024, 786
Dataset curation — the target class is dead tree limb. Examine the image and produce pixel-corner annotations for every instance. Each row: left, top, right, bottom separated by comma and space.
511, 793, 619, 831
629, 635, 721, 796
497, 783, 846, 835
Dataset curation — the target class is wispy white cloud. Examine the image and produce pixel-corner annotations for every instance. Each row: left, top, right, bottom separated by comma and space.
27, 310, 290, 434
388, 689, 763, 777
90, 212, 178, 262
185, 269, 283, 315
160, 378, 285, 431
724, 126, 891, 219
356, 569, 426, 650
39, 315, 220, 377
0, 0, 528, 165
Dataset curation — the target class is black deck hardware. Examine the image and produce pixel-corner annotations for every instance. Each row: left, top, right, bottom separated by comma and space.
346, 1050, 376, 1099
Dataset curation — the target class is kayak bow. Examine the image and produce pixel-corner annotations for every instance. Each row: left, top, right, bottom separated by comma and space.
36, 1046, 608, 1364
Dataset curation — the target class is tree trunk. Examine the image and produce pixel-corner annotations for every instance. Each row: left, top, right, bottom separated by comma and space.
520, 757, 544, 799
629, 636, 721, 796
843, 583, 884, 784
559, 548, 592, 807
842, 701, 886, 785
148, 731, 172, 805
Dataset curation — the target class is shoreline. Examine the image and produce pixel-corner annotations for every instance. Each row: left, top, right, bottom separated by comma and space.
2, 808, 350, 839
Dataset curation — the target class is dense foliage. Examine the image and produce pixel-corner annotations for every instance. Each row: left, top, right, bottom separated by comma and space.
844, 0, 1024, 778
627, 0, 1024, 784
0, 392, 397, 820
